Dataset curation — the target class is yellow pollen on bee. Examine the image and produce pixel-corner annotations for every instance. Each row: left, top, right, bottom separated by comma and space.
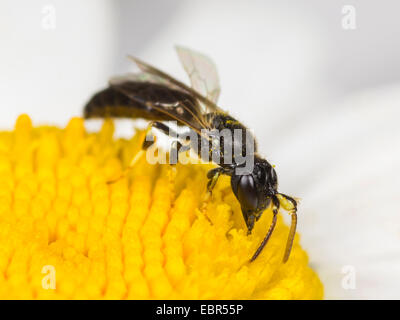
276, 194, 295, 212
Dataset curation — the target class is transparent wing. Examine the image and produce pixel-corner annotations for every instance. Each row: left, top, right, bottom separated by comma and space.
109, 81, 208, 135
175, 46, 221, 104
127, 53, 221, 128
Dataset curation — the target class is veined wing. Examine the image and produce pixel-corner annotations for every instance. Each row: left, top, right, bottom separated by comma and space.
175, 46, 221, 105
109, 81, 207, 135
127, 52, 222, 127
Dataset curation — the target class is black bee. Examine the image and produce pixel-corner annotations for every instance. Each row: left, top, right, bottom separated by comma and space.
84, 46, 298, 263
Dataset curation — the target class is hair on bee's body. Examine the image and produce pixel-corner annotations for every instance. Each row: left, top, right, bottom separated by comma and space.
84, 46, 298, 263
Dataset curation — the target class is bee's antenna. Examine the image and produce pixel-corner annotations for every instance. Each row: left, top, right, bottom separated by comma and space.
282, 209, 297, 263
250, 208, 278, 262
278, 193, 298, 263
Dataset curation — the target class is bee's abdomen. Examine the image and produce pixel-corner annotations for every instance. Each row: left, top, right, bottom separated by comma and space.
84, 86, 172, 121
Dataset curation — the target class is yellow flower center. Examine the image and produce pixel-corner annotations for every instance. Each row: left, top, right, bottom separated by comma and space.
0, 115, 323, 299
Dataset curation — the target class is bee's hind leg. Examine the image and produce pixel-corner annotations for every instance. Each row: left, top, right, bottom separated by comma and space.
169, 140, 191, 165
107, 121, 178, 184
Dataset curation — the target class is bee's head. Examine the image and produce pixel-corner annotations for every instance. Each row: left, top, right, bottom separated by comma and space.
231, 159, 278, 233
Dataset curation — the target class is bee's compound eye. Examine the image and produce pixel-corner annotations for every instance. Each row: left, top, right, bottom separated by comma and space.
257, 167, 266, 184
237, 175, 258, 211
270, 166, 277, 182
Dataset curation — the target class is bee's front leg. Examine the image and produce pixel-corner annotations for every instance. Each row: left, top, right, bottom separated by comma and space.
206, 166, 234, 195
199, 167, 228, 223
206, 167, 224, 195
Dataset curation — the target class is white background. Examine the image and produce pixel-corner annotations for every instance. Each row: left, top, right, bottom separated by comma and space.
1, 0, 399, 299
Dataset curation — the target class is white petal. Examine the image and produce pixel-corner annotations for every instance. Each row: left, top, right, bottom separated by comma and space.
276, 85, 400, 299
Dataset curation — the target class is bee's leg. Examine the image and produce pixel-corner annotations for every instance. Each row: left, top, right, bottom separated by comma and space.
277, 193, 298, 263
250, 196, 279, 262
203, 166, 232, 201
206, 167, 224, 195
107, 121, 177, 184
205, 166, 235, 195
199, 167, 229, 224
169, 140, 191, 165
164, 139, 192, 186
